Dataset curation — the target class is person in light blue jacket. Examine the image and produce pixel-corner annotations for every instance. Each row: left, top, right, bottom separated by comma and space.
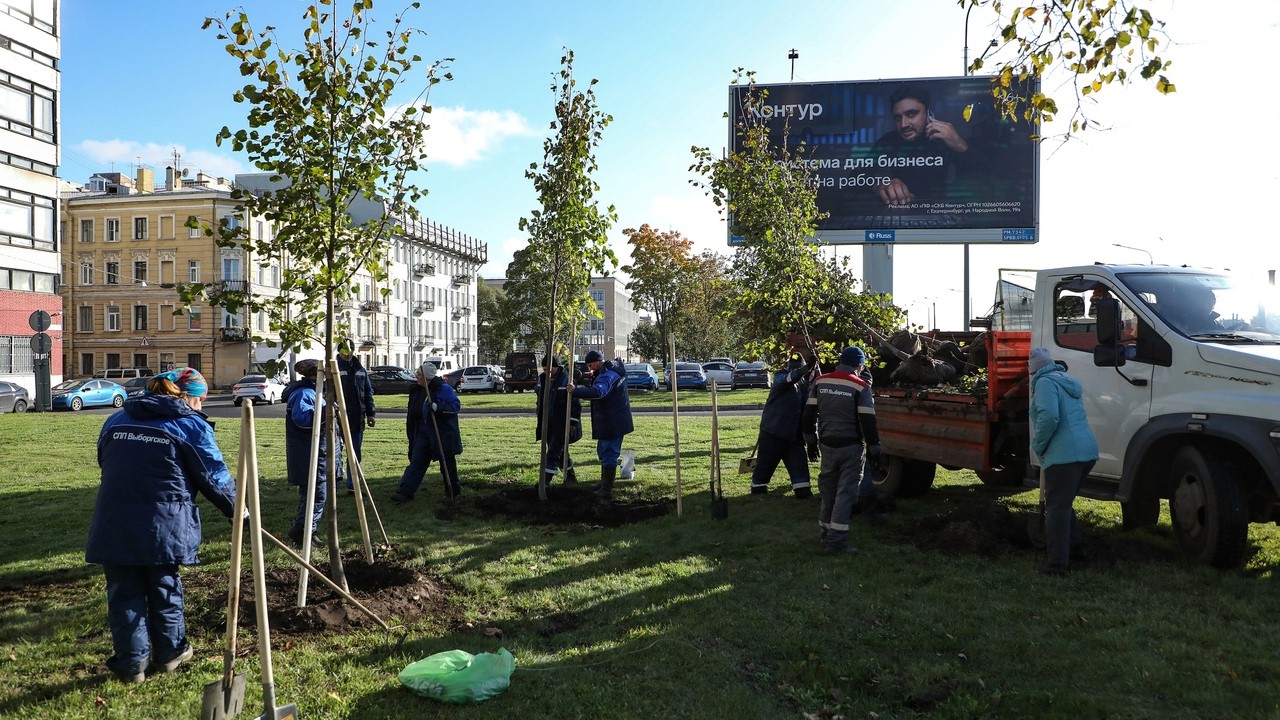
86, 368, 237, 683
1028, 347, 1100, 576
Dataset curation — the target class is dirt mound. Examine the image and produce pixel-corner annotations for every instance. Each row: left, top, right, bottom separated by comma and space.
473, 485, 673, 526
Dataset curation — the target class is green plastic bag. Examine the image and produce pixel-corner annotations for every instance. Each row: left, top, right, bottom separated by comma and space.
398, 647, 516, 703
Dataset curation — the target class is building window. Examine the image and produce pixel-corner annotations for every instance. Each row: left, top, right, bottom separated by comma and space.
106, 306, 121, 332
0, 71, 55, 142
160, 304, 175, 331
187, 353, 202, 371
271, 264, 280, 287
133, 305, 148, 331
79, 261, 93, 285
187, 216, 201, 238
0, 1, 56, 33
0, 186, 55, 251
189, 306, 202, 331
132, 217, 147, 240
77, 305, 93, 332
0, 336, 33, 373
222, 308, 241, 328
134, 353, 148, 368
133, 260, 147, 285
159, 216, 174, 239
105, 353, 120, 369
159, 352, 175, 372
80, 353, 94, 376
257, 310, 267, 331
105, 261, 119, 285
189, 260, 200, 283
159, 259, 173, 284
222, 256, 241, 280
79, 218, 93, 242
105, 218, 120, 242
0, 268, 55, 292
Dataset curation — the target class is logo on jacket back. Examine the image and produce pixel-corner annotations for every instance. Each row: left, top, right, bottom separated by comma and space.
112, 430, 172, 445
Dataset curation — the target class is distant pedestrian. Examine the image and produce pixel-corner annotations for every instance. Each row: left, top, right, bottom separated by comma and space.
392, 361, 462, 502
536, 355, 583, 486
1028, 347, 1099, 576
282, 358, 338, 549
336, 339, 376, 495
571, 350, 634, 499
750, 353, 817, 498
802, 346, 881, 554
86, 368, 237, 683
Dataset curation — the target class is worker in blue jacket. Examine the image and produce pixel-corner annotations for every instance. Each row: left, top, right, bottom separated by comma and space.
392, 361, 463, 501
571, 350, 634, 498
86, 368, 237, 683
283, 358, 338, 549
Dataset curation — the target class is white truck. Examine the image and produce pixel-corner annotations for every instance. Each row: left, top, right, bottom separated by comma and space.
873, 263, 1280, 567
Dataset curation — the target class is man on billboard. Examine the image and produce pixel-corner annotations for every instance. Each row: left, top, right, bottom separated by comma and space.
870, 84, 971, 207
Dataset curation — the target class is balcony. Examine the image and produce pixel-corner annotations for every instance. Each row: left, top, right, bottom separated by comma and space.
451, 305, 471, 320
412, 337, 428, 348
210, 279, 249, 294
359, 300, 383, 313
452, 337, 471, 349
335, 299, 355, 311
413, 263, 436, 276
413, 300, 435, 314
360, 337, 376, 348
220, 327, 250, 343
450, 273, 470, 286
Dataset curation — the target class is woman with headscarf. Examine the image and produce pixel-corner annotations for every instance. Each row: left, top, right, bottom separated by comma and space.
86, 368, 237, 683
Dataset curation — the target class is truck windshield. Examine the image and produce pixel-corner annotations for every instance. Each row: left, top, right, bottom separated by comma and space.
1120, 271, 1280, 343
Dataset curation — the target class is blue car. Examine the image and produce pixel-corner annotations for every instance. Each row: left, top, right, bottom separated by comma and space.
667, 362, 708, 391
624, 363, 660, 391
51, 379, 127, 411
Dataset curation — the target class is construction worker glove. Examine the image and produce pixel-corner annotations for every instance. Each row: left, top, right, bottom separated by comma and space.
366, 415, 376, 428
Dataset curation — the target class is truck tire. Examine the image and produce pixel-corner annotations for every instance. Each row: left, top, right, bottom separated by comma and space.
874, 454, 937, 498
976, 462, 1028, 487
1168, 446, 1248, 568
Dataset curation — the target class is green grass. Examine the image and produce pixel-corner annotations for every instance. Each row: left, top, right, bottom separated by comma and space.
400, 386, 771, 411
3, 411, 1280, 719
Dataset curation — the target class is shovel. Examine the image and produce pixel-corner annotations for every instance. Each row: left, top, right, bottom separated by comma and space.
200, 403, 253, 720
1027, 466, 1047, 549
738, 439, 759, 475
709, 379, 728, 519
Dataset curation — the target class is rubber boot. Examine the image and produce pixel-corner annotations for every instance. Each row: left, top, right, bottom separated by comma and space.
594, 465, 618, 499
564, 467, 577, 485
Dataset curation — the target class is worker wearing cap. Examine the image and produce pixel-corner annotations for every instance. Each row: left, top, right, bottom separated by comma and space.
570, 350, 634, 498
801, 346, 881, 554
750, 352, 818, 498
392, 361, 463, 502
282, 358, 338, 549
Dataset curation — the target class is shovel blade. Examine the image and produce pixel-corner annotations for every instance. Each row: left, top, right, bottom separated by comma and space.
200, 673, 248, 720
738, 456, 756, 475
257, 704, 298, 720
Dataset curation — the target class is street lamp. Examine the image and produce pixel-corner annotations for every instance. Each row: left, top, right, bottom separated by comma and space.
1112, 243, 1153, 264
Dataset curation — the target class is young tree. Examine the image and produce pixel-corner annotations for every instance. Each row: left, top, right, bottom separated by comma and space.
504, 49, 616, 498
620, 224, 695, 370
197, 0, 451, 578
692, 71, 900, 365
964, 0, 1174, 133
476, 279, 515, 364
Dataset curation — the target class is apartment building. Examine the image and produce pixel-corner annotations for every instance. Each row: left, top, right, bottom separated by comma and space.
484, 275, 640, 362
0, 0, 61, 399
59, 169, 281, 386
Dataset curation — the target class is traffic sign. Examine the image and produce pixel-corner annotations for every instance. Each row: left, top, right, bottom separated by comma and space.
28, 310, 51, 332
30, 332, 51, 354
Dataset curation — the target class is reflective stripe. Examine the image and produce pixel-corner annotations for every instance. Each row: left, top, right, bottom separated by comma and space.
828, 521, 850, 531
857, 406, 876, 415
791, 480, 811, 489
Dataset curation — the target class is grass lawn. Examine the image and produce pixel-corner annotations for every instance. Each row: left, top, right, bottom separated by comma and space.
2, 409, 1280, 719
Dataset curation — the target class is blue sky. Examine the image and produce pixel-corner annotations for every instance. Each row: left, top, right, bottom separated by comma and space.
60, 1, 1280, 327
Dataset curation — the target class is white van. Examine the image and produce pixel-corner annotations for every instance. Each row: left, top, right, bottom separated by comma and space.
423, 355, 462, 387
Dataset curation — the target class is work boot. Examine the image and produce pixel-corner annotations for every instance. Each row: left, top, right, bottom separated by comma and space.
594, 465, 618, 499
541, 472, 555, 489
564, 467, 578, 484
150, 644, 194, 674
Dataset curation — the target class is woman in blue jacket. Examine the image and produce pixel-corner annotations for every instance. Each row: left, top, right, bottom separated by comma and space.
86, 368, 237, 683
392, 361, 462, 502
1028, 347, 1100, 576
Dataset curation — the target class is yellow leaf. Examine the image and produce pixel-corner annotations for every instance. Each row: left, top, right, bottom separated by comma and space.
962, 104, 974, 122
1022, 6, 1036, 17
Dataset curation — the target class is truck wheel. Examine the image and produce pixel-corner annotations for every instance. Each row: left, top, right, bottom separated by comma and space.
976, 462, 1028, 487
874, 454, 937, 498
1168, 446, 1248, 568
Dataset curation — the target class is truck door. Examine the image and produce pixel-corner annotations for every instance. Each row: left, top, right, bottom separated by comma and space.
1046, 278, 1154, 479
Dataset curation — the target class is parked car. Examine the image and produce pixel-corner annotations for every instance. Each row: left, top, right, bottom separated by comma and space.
92, 367, 153, 381
731, 361, 771, 390
51, 379, 126, 411
370, 365, 408, 374
120, 375, 154, 398
231, 375, 286, 406
503, 351, 539, 393
624, 363, 660, 391
667, 362, 708, 391
458, 365, 505, 393
368, 368, 418, 395
0, 380, 30, 413
701, 361, 735, 388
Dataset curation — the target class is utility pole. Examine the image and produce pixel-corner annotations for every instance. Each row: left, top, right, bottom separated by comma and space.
788, 49, 798, 82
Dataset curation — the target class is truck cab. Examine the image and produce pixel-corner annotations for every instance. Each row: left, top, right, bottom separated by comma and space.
1033, 264, 1280, 566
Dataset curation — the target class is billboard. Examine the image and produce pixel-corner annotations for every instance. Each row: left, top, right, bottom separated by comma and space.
728, 76, 1040, 245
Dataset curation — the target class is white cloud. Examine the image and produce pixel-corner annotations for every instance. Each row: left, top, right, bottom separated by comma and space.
71, 140, 244, 181
424, 106, 534, 167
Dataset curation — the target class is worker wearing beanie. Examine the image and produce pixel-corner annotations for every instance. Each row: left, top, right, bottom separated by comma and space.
572, 350, 634, 498
801, 346, 881, 554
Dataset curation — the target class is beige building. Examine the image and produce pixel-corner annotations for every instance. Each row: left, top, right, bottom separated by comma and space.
59, 169, 278, 386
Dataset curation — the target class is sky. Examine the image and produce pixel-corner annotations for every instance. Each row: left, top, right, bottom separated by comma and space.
59, 0, 1280, 330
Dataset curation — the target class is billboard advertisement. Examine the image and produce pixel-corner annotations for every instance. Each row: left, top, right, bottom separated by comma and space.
728, 76, 1040, 245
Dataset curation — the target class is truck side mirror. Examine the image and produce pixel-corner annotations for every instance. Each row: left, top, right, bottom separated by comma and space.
1093, 297, 1126, 367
